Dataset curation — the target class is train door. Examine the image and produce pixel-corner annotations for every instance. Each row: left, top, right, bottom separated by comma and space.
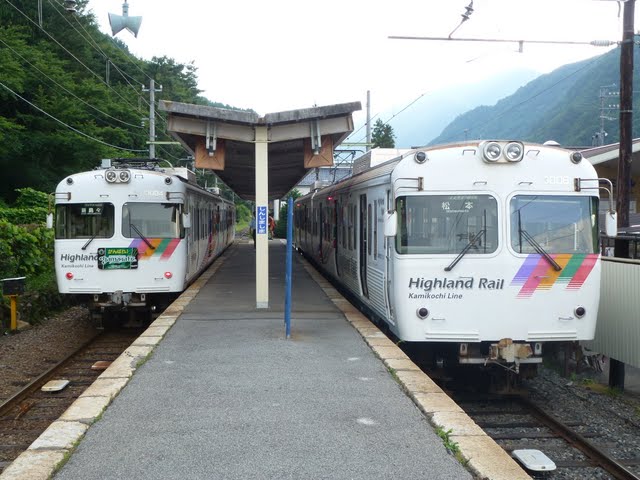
359, 194, 369, 298
318, 202, 323, 259
384, 189, 394, 321
335, 199, 341, 277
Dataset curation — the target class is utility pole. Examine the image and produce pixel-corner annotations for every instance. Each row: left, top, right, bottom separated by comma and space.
366, 90, 371, 151
142, 80, 162, 159
610, 0, 635, 391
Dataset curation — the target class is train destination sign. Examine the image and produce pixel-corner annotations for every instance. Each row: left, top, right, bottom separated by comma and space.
97, 247, 139, 270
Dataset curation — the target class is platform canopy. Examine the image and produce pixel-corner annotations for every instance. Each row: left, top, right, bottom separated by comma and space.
158, 100, 361, 200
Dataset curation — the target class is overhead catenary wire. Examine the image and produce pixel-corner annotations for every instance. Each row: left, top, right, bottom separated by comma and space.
0, 81, 148, 153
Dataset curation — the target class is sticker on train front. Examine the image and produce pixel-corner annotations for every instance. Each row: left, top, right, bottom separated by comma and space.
97, 247, 139, 270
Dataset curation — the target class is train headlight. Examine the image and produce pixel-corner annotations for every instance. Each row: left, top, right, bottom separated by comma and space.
482, 142, 502, 162
105, 170, 117, 183
505, 142, 524, 162
416, 307, 429, 319
119, 170, 131, 183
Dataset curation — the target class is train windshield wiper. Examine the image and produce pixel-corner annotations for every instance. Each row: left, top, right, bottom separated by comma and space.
81, 234, 97, 251
519, 228, 561, 271
444, 228, 485, 272
130, 223, 155, 249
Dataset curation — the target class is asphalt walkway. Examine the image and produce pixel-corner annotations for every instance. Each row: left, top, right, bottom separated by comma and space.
50, 241, 475, 480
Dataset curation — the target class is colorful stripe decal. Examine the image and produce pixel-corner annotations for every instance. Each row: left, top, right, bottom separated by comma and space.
510, 253, 599, 297
128, 238, 181, 261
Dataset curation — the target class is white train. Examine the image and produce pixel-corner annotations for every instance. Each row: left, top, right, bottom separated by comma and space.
295, 141, 617, 374
52, 159, 234, 322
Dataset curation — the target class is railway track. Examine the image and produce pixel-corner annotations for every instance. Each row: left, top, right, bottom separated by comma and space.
0, 328, 142, 474
452, 392, 640, 479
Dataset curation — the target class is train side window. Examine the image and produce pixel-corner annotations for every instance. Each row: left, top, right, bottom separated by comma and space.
55, 203, 115, 239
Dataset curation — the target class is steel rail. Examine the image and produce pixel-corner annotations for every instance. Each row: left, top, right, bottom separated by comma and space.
0, 332, 102, 418
520, 396, 640, 480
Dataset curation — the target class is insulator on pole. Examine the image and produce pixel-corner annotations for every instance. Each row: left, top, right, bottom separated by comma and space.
590, 40, 618, 47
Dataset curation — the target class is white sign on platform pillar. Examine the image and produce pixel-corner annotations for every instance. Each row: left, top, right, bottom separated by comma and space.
255, 126, 269, 308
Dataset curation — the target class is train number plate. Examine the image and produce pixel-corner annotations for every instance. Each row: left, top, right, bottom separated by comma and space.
97, 247, 139, 270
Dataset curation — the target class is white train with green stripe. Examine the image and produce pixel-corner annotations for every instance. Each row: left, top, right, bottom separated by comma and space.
294, 141, 617, 377
52, 158, 234, 323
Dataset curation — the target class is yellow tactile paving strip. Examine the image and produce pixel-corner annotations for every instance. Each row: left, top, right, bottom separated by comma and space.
0, 256, 228, 480
298, 256, 531, 480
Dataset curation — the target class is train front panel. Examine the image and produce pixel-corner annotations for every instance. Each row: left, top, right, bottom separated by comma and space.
386, 142, 603, 366
54, 168, 190, 310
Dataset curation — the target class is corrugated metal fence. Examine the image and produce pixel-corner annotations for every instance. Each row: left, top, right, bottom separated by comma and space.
588, 257, 640, 368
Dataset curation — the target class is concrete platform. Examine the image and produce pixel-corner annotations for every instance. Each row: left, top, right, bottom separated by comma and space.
1, 241, 530, 480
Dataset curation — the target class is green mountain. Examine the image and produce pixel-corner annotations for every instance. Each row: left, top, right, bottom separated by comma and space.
0, 0, 243, 204
429, 47, 640, 147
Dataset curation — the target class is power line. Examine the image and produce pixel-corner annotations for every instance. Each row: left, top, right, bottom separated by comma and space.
3, 0, 142, 113
0, 37, 144, 130
0, 80, 148, 152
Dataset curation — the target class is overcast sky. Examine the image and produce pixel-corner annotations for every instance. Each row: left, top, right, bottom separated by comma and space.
88, 0, 627, 130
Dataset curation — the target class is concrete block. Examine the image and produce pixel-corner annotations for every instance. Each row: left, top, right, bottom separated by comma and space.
29, 421, 88, 450
451, 435, 531, 480
395, 370, 442, 393
410, 392, 464, 413
141, 326, 170, 337
370, 344, 410, 361
430, 411, 485, 436
79, 377, 129, 400
59, 396, 110, 423
364, 336, 396, 348
384, 358, 421, 371
0, 450, 66, 480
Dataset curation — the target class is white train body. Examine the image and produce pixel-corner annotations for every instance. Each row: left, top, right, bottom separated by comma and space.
295, 141, 606, 369
54, 160, 234, 314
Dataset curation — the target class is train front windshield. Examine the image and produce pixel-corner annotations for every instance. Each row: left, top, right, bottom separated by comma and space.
396, 195, 499, 254
122, 203, 183, 238
55, 203, 114, 239
510, 195, 598, 254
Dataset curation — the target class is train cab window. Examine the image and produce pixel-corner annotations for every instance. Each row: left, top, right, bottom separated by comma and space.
122, 203, 184, 239
510, 195, 598, 254
55, 203, 114, 239
396, 195, 498, 255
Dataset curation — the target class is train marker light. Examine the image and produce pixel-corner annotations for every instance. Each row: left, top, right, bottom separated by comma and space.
416, 307, 429, 319
415, 151, 428, 164
570, 151, 583, 164
164, 272, 173, 279
65, 272, 74, 280
574, 306, 586, 318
